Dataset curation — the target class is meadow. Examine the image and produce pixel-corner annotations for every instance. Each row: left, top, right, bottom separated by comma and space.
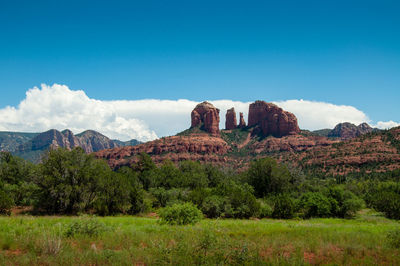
0, 210, 399, 265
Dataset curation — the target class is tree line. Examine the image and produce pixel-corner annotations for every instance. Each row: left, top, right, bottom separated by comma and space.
0, 148, 399, 220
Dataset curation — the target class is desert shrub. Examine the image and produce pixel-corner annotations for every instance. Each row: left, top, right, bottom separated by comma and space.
64, 217, 107, 237
150, 187, 190, 208
153, 160, 183, 189
94, 171, 133, 216
257, 199, 273, 218
368, 183, 400, 220
0, 189, 14, 215
299, 192, 331, 218
216, 181, 260, 218
325, 186, 363, 218
179, 161, 209, 189
246, 157, 292, 198
201, 195, 225, 218
387, 228, 400, 248
373, 191, 400, 219
158, 202, 203, 225
132, 153, 158, 190
272, 194, 296, 219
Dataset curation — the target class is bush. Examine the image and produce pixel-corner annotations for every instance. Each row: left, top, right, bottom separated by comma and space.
158, 202, 203, 225
272, 194, 296, 219
201, 195, 225, 218
387, 228, 400, 248
370, 190, 400, 220
0, 189, 14, 215
216, 181, 260, 219
257, 199, 273, 218
64, 216, 107, 237
299, 192, 331, 218
326, 186, 363, 218
246, 157, 292, 198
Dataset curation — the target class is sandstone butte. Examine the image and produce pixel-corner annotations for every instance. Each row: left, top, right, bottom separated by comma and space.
248, 100, 300, 137
94, 100, 400, 175
225, 107, 237, 130
238, 112, 246, 128
191, 101, 220, 135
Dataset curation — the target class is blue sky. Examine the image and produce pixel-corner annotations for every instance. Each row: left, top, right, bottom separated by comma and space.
0, 0, 399, 138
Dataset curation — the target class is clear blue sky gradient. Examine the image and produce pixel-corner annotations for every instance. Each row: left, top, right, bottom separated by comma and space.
0, 0, 399, 123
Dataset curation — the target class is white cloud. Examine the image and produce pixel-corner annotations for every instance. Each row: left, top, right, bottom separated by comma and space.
0, 84, 397, 141
274, 99, 371, 130
375, 120, 400, 129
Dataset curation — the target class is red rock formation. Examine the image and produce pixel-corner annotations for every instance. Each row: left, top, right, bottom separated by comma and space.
248, 100, 300, 137
238, 112, 246, 128
95, 134, 230, 169
225, 108, 237, 130
191, 101, 220, 135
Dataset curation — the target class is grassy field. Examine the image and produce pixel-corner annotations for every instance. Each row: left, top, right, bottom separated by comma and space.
0, 210, 399, 265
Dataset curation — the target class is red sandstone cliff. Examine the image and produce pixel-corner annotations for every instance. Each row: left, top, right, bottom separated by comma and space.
225, 108, 237, 130
191, 101, 220, 135
248, 100, 300, 137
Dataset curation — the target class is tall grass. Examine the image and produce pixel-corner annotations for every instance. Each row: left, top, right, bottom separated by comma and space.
0, 211, 399, 265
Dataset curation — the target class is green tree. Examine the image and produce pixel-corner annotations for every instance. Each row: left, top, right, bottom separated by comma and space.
35, 148, 107, 214
246, 158, 292, 198
0, 152, 38, 205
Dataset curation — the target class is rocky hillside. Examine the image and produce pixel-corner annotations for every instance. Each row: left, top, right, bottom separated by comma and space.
0, 129, 141, 162
328, 122, 376, 139
95, 100, 400, 177
0, 131, 39, 151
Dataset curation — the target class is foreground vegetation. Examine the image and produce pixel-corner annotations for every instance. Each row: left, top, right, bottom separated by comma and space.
0, 212, 399, 265
1, 148, 400, 221
1, 148, 400, 264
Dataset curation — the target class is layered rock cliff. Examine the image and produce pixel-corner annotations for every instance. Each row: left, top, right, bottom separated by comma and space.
225, 108, 237, 130
191, 101, 220, 135
248, 100, 300, 137
96, 134, 230, 169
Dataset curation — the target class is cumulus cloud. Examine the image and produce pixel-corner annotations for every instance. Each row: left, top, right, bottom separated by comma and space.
274, 99, 371, 130
375, 120, 400, 129
0, 84, 397, 141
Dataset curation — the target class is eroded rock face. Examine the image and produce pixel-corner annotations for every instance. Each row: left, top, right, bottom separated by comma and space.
225, 108, 237, 130
18, 129, 120, 154
248, 100, 300, 137
328, 122, 374, 139
191, 101, 220, 135
238, 112, 246, 128
95, 134, 231, 169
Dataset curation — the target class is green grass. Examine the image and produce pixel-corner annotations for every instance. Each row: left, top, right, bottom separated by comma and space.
0, 210, 399, 265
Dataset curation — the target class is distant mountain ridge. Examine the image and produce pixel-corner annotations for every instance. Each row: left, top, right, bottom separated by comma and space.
312, 122, 378, 139
0, 129, 142, 162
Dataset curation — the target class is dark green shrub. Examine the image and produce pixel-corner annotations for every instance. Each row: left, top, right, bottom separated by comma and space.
246, 157, 292, 198
201, 195, 225, 218
387, 228, 400, 248
299, 192, 331, 218
150, 187, 190, 208
325, 186, 363, 218
158, 202, 203, 225
216, 181, 260, 218
0, 189, 14, 215
179, 161, 209, 189
272, 194, 296, 219
64, 217, 107, 237
370, 190, 400, 220
257, 199, 273, 218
